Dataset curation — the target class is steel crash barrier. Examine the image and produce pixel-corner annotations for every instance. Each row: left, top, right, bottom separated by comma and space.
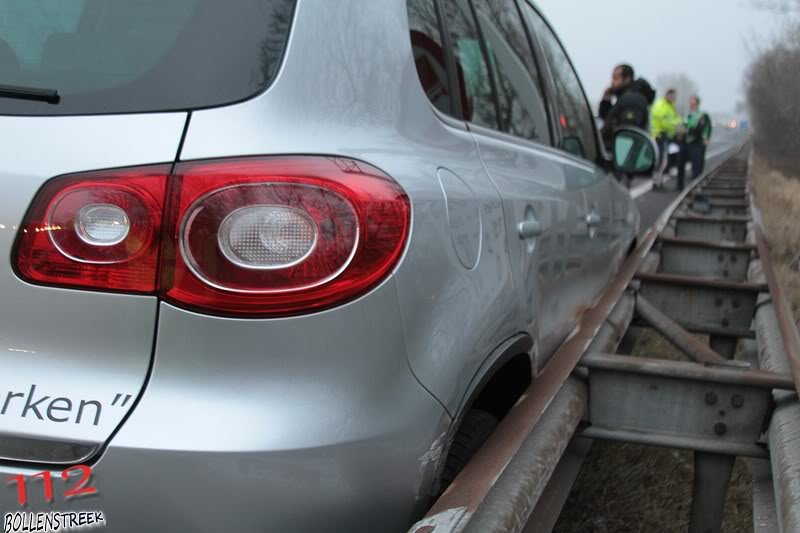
410, 145, 800, 533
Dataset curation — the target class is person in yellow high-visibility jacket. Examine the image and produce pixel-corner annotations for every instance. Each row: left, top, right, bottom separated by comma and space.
651, 89, 686, 189
651, 89, 683, 140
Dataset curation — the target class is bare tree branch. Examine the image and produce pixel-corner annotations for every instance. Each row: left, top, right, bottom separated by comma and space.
752, 0, 800, 14
746, 20, 800, 175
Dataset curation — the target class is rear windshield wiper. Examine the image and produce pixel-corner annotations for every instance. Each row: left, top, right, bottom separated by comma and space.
0, 84, 60, 105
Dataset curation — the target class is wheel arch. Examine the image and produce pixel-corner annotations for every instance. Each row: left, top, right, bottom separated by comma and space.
430, 334, 534, 497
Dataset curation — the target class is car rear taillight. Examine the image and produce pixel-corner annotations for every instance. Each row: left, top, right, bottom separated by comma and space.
163, 157, 410, 316
14, 157, 410, 317
15, 166, 170, 293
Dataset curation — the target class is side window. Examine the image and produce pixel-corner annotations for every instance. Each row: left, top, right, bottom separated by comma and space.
472, 0, 550, 144
441, 0, 498, 130
520, 3, 598, 162
407, 0, 453, 115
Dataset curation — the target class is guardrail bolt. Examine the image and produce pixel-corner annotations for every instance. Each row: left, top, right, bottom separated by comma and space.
731, 394, 744, 408
714, 422, 727, 436
705, 391, 719, 406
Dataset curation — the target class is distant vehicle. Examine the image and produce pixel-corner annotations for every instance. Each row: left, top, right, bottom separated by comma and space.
0, 0, 652, 531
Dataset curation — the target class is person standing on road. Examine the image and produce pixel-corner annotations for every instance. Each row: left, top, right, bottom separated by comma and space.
598, 64, 656, 151
651, 89, 685, 189
682, 96, 713, 179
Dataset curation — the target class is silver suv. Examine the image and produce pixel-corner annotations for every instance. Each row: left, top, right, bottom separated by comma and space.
0, 0, 648, 531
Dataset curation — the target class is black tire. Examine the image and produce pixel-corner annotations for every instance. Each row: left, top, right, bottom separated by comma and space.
626, 238, 638, 258
438, 409, 499, 493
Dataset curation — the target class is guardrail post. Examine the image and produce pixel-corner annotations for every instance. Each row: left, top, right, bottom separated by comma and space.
688, 452, 735, 533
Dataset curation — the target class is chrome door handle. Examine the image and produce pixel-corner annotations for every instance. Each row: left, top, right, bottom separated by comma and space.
585, 212, 602, 227
518, 220, 543, 239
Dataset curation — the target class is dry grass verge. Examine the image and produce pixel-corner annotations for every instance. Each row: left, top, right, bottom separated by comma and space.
553, 441, 753, 533
553, 329, 753, 533
751, 155, 800, 323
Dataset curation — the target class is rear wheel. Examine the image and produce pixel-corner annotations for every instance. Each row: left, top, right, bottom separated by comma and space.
626, 237, 639, 258
438, 409, 499, 493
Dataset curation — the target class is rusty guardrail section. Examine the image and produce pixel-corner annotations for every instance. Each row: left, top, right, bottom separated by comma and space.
410, 144, 800, 533
749, 167, 800, 532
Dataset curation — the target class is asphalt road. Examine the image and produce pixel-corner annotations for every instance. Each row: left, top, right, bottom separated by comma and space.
632, 128, 748, 233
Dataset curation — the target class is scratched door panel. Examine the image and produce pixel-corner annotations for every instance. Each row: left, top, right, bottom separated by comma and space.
470, 126, 588, 367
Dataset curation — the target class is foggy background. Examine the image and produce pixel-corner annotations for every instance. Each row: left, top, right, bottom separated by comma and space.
536, 0, 780, 116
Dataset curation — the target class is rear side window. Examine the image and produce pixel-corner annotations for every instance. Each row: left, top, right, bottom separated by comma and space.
407, 0, 453, 115
0, 0, 296, 116
520, 3, 598, 162
441, 0, 500, 130
472, 0, 550, 144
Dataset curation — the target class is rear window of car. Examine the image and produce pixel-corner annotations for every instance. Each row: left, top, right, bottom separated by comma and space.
0, 0, 296, 116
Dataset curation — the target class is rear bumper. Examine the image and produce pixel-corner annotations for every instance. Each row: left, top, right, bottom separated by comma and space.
0, 279, 451, 532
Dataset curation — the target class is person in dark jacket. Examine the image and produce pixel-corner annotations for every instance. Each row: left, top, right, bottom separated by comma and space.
681, 95, 713, 179
599, 64, 657, 150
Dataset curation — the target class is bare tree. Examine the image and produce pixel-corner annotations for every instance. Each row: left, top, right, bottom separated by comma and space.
752, 0, 800, 14
745, 20, 800, 175
744, 0, 800, 174
655, 73, 699, 116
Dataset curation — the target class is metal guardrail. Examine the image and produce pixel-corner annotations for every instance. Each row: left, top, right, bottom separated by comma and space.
750, 178, 800, 532
410, 145, 800, 533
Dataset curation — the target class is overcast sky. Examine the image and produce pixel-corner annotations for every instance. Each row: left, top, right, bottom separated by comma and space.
536, 0, 781, 115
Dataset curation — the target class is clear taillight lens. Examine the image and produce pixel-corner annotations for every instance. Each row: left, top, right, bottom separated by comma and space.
14, 166, 169, 292
179, 182, 359, 291
14, 157, 410, 317
75, 204, 131, 247
163, 157, 410, 317
216, 205, 319, 270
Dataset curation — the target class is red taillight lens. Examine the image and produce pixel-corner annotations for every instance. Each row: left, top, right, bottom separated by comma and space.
14, 157, 410, 317
15, 166, 170, 293
163, 157, 410, 316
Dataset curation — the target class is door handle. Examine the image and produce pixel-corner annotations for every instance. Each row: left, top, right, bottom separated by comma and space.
518, 220, 543, 239
585, 212, 602, 227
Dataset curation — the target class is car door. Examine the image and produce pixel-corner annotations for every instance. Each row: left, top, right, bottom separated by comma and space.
520, 2, 627, 300
439, 0, 596, 367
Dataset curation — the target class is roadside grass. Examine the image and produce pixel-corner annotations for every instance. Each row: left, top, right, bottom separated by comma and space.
552, 440, 753, 533
556, 154, 800, 532
751, 155, 800, 323
553, 329, 753, 533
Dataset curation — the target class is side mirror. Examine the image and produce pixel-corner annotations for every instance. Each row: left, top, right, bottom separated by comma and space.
613, 127, 658, 175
